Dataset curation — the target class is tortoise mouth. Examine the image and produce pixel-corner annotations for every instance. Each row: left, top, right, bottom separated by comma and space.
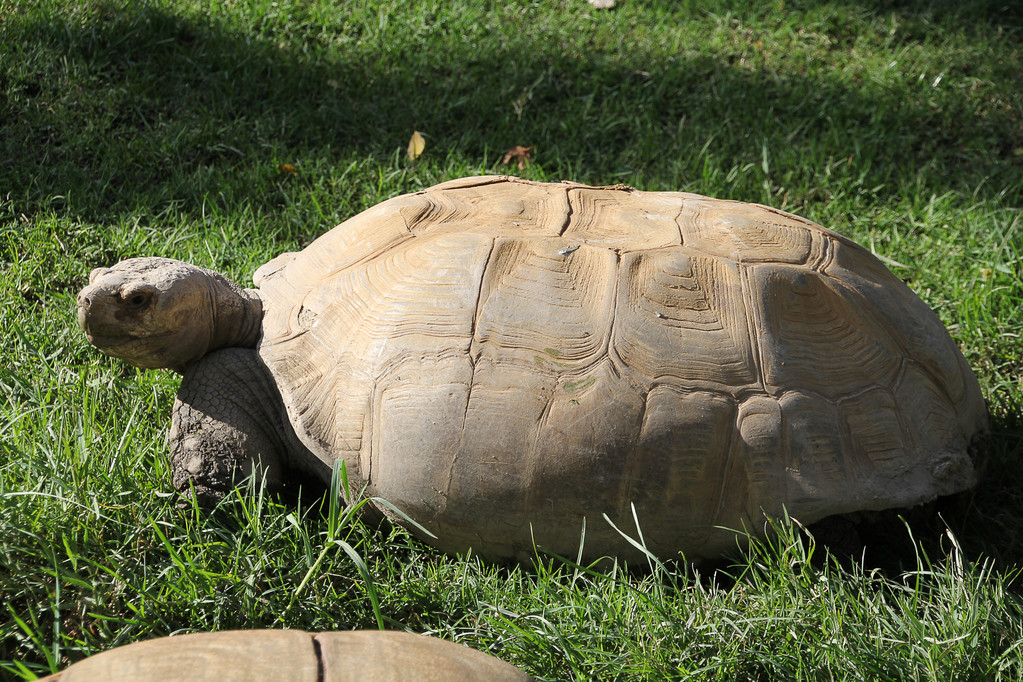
83, 334, 151, 362
83, 329, 177, 357
84, 333, 139, 349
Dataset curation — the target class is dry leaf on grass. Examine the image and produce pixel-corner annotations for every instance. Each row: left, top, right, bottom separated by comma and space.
277, 163, 297, 175
501, 145, 536, 169
407, 130, 426, 160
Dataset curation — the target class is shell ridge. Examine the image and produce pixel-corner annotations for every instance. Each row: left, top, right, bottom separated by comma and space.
522, 387, 558, 522
557, 187, 574, 236
598, 247, 622, 371
606, 359, 652, 523
468, 239, 498, 355
367, 377, 384, 492
737, 264, 769, 395
402, 194, 446, 235
445, 230, 491, 497
807, 227, 833, 271
715, 423, 750, 541
313, 234, 417, 283
673, 197, 687, 247
398, 205, 415, 235
598, 247, 625, 383
753, 204, 828, 233
424, 174, 514, 192
253, 251, 297, 286
443, 358, 475, 508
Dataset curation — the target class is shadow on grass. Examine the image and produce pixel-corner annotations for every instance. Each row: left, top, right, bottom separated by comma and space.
960, 409, 1023, 561
2, 1, 1020, 224
822, 407, 1023, 573
807, 0, 1022, 35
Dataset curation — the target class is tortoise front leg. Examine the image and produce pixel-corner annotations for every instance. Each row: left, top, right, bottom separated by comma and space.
169, 348, 287, 506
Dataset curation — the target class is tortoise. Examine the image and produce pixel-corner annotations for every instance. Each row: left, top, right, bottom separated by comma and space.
39, 629, 532, 681
77, 176, 987, 562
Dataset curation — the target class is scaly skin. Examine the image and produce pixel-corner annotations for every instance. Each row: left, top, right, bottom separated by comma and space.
170, 348, 289, 504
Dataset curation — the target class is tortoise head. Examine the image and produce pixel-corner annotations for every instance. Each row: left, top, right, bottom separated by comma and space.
77, 257, 261, 373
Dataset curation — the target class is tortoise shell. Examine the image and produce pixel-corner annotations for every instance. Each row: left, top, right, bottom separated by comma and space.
252, 176, 986, 561
40, 630, 531, 681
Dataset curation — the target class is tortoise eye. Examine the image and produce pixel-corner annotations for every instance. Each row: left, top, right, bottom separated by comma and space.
124, 289, 155, 309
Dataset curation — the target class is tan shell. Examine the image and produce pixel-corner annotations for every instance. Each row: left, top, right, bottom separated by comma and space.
253, 176, 987, 561
40, 630, 531, 681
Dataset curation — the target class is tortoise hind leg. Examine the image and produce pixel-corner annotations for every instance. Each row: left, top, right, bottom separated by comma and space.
170, 348, 289, 506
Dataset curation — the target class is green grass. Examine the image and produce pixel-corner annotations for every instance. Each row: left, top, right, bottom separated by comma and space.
2, 0, 1022, 679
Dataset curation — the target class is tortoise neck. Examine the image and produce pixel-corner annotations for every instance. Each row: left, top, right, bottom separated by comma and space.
204, 272, 263, 352
235, 289, 264, 348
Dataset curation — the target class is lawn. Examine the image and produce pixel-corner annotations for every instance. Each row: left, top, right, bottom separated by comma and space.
1, 0, 1021, 679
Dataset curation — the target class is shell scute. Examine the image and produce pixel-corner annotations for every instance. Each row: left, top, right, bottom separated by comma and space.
677, 196, 824, 264
839, 386, 908, 469
563, 187, 683, 251
471, 237, 617, 370
372, 354, 472, 522
404, 179, 570, 238
612, 248, 758, 392
893, 363, 976, 495
522, 359, 648, 551
823, 238, 969, 405
778, 392, 854, 517
630, 386, 738, 551
735, 395, 785, 519
432, 356, 556, 553
748, 263, 903, 398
